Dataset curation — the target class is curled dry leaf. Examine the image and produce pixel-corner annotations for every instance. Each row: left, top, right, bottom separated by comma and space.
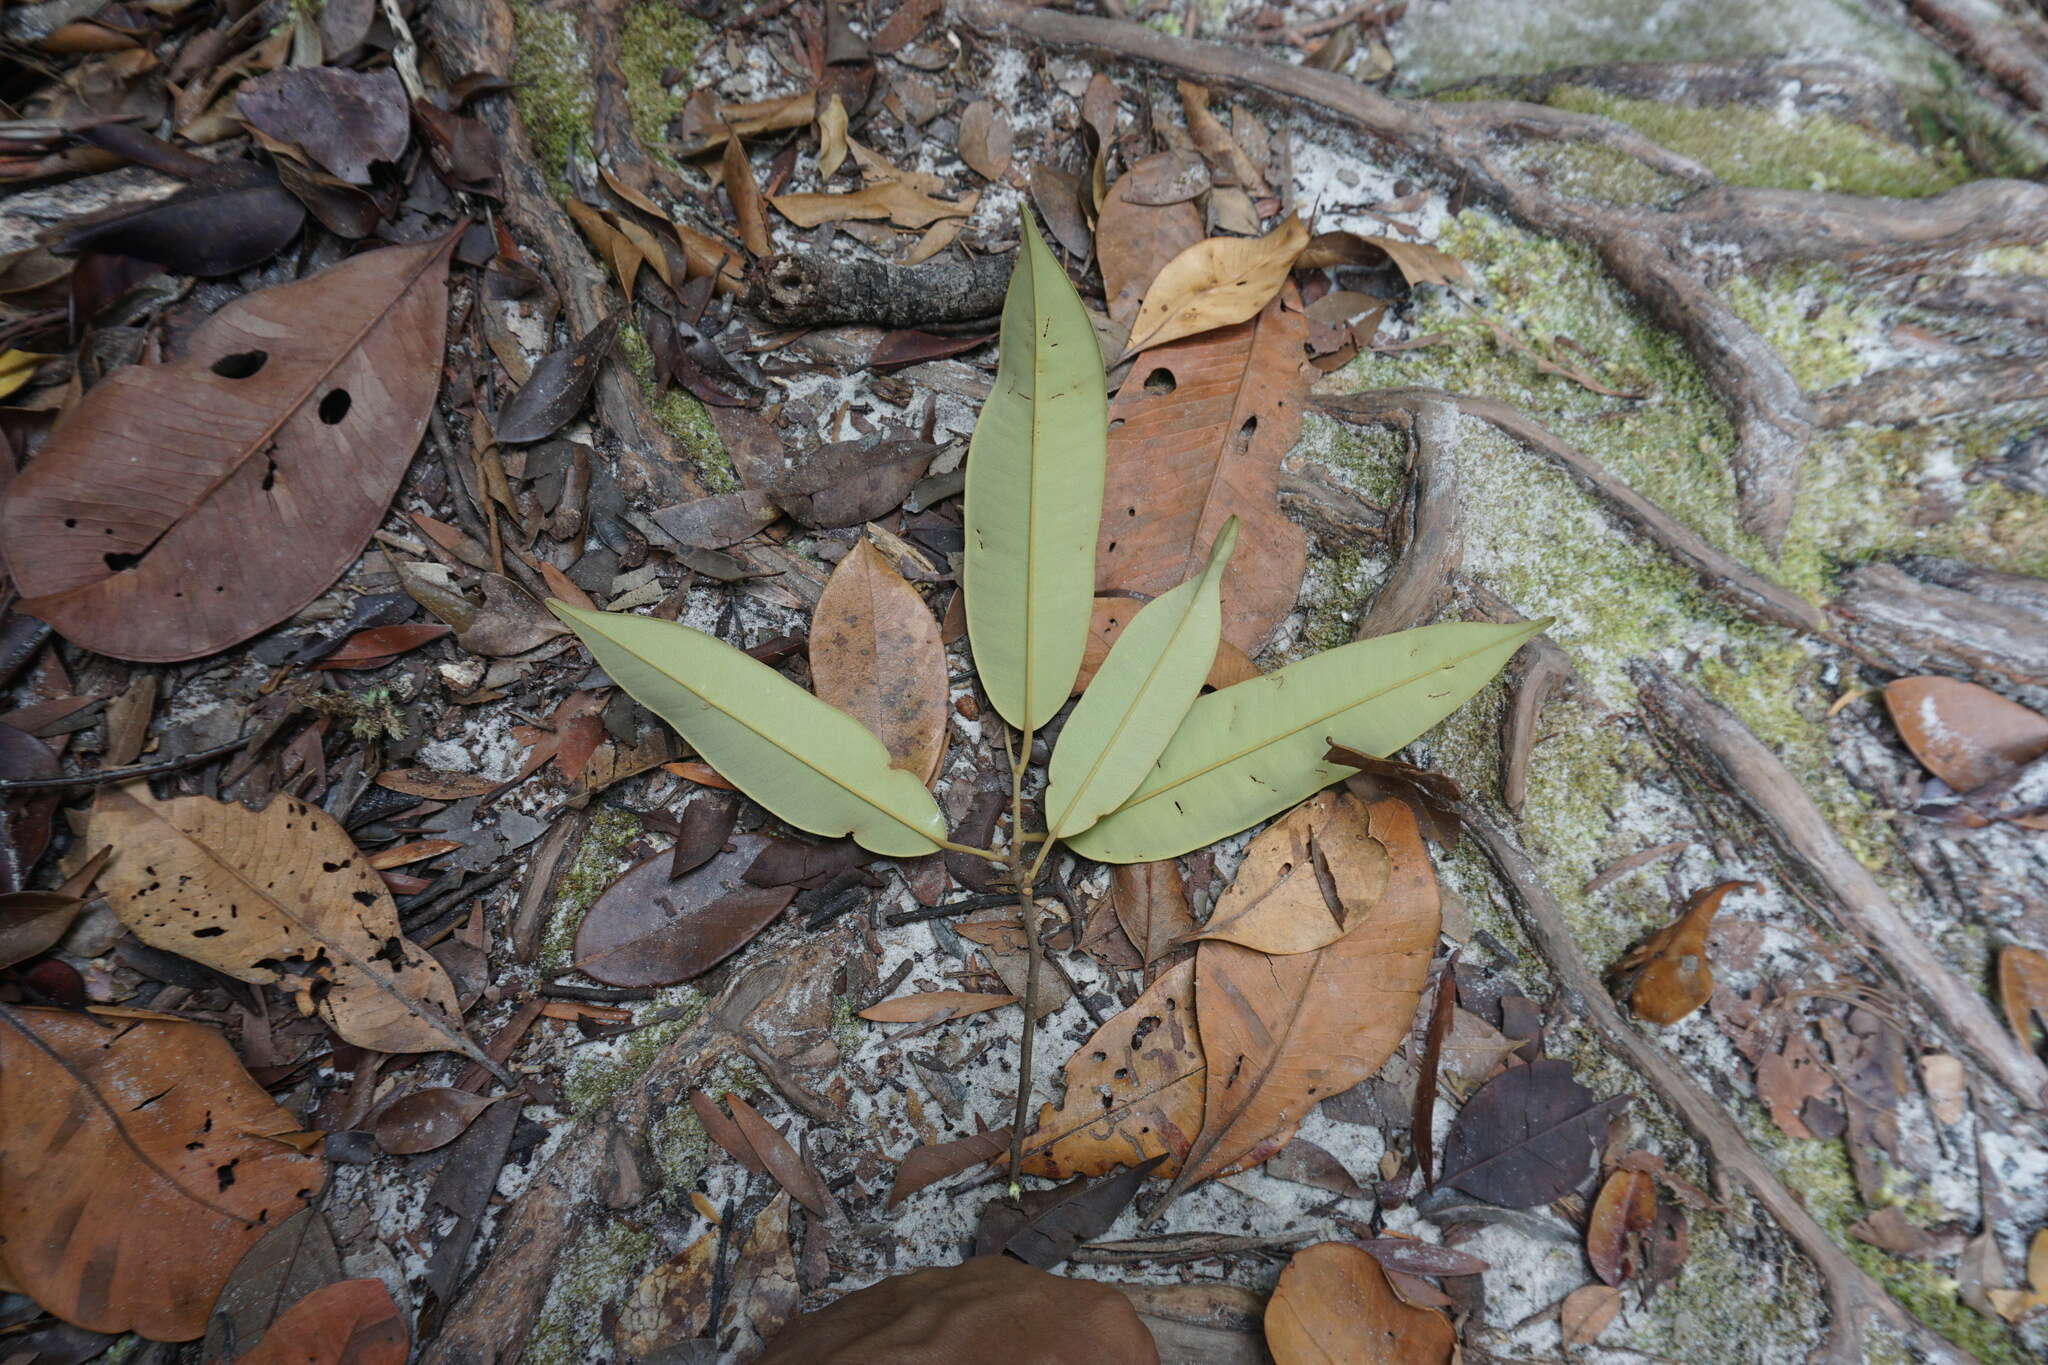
1265, 1242, 1454, 1365
817, 92, 849, 178
1607, 881, 1754, 1026
1120, 213, 1307, 359
810, 540, 949, 784
770, 181, 970, 229
1099, 290, 1310, 656
1159, 798, 1438, 1208
369, 1088, 500, 1155
1884, 676, 2048, 791
888, 1124, 1012, 1206
1438, 1058, 1626, 1208
0, 889, 84, 971
1560, 1283, 1623, 1345
231, 1278, 407, 1365
0, 233, 457, 661
976, 1155, 1167, 1269
0, 1007, 324, 1341
2002, 945, 2048, 1047
858, 990, 1018, 1023
1587, 1168, 1658, 1285
84, 785, 476, 1059
573, 835, 797, 988
1194, 790, 1390, 954
1297, 230, 1469, 287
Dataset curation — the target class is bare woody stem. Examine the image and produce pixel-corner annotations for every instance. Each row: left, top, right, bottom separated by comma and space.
1004, 718, 1044, 1186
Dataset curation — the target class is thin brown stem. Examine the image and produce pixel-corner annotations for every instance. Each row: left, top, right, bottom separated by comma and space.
1004, 716, 1042, 1188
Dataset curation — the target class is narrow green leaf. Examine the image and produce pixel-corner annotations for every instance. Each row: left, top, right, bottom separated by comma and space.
963, 209, 1108, 732
1043, 519, 1236, 840
1064, 621, 1545, 863
548, 602, 947, 857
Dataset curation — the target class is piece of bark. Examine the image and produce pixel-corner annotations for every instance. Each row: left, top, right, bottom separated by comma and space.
1833, 560, 2048, 697
745, 251, 1017, 328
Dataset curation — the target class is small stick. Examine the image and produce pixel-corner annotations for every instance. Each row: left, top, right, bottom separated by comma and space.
0, 735, 251, 793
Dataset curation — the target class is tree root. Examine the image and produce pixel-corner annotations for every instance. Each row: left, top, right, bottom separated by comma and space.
956, 0, 2048, 549
1467, 816, 1986, 1365
1832, 558, 2048, 698
1350, 394, 1462, 639
1633, 667, 2048, 1110
1903, 0, 2048, 116
1809, 354, 2048, 427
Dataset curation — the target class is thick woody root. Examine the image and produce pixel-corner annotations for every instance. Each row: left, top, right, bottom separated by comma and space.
954, 0, 2048, 549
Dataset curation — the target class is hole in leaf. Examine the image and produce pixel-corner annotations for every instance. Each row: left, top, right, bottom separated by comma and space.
211, 350, 267, 379
1143, 368, 1176, 396
104, 551, 142, 573
318, 388, 352, 424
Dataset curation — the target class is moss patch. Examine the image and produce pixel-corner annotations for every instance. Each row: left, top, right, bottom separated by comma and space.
617, 324, 738, 491
511, 6, 594, 190
527, 1217, 655, 1364
540, 804, 643, 971
616, 3, 707, 166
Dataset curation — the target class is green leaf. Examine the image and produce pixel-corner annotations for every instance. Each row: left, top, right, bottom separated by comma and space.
1043, 519, 1236, 840
1064, 621, 1545, 863
547, 602, 947, 857
963, 208, 1108, 733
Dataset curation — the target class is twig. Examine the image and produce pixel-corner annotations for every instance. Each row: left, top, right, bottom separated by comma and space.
1353, 395, 1461, 639
1465, 817, 1984, 1365
884, 889, 1052, 925
0, 735, 250, 793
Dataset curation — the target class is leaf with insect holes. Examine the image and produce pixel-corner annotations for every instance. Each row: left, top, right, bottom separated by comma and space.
1120, 213, 1307, 360
1043, 521, 1234, 840
963, 209, 1107, 732
1064, 620, 1544, 864
548, 603, 946, 857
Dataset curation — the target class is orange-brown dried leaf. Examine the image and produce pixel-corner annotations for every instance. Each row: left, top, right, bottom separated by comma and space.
1884, 676, 2048, 792
888, 1125, 1012, 1206
1162, 798, 1439, 1206
232, 1278, 406, 1365
1097, 163, 1204, 330
1107, 858, 1200, 966
1607, 881, 1752, 1026
858, 990, 1017, 1023
723, 131, 770, 257
1587, 1168, 1658, 1285
1098, 291, 1310, 655
724, 1093, 830, 1218
1195, 791, 1389, 954
0, 1007, 324, 1341
1560, 1283, 1623, 1345
810, 539, 949, 784
2001, 945, 2048, 1047
1265, 1242, 1453, 1365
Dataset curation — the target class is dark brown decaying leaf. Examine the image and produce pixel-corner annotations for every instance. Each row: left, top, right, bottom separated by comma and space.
1353, 1238, 1490, 1278
868, 328, 997, 369
650, 489, 781, 549
975, 1154, 1167, 1268
53, 175, 306, 278
1098, 290, 1310, 655
1438, 1059, 1627, 1208
1027, 163, 1093, 259
370, 1087, 500, 1155
810, 539, 949, 783
888, 1124, 1012, 1206
743, 837, 866, 890
770, 438, 938, 530
0, 1007, 324, 1341
723, 1093, 831, 1217
1107, 858, 1200, 966
237, 67, 409, 185
1325, 744, 1465, 847
1607, 881, 1753, 1026
0, 890, 84, 971
1, 233, 458, 662
203, 1207, 343, 1362
1413, 948, 1460, 1189
573, 835, 797, 988
1116, 149, 1209, 206
231, 1278, 407, 1365
494, 311, 623, 444
1587, 1168, 1657, 1285
1265, 1241, 1455, 1365
667, 793, 739, 880
1265, 1138, 1365, 1198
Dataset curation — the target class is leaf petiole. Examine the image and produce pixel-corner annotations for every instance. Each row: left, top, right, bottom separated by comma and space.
934, 838, 1006, 862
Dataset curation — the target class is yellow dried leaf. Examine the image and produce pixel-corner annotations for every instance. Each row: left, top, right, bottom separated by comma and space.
1121, 213, 1308, 359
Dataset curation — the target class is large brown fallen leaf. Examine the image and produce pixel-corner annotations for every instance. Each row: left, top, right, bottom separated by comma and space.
616, 1229, 718, 1356
0, 1007, 324, 1341
810, 539, 949, 784
82, 784, 477, 1060
1120, 213, 1306, 359
1, 233, 457, 661
1194, 790, 1390, 954
573, 835, 797, 988
1265, 1242, 1454, 1365
1097, 160, 1205, 330
1097, 290, 1309, 655
231, 1278, 406, 1365
1607, 881, 1753, 1026
1297, 230, 1469, 288
1159, 797, 1437, 1208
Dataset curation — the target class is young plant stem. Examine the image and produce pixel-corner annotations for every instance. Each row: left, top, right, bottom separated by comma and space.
935, 838, 1005, 862
1005, 717, 1043, 1188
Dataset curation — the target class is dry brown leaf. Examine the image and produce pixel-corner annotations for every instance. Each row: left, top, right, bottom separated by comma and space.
1195, 790, 1390, 954
1097, 159, 1205, 330
1107, 858, 1200, 966
816, 93, 849, 179
858, 990, 1017, 1023
1587, 1168, 1657, 1285
771, 181, 968, 230
888, 1124, 1012, 1205
1296, 230, 1469, 287
616, 1229, 717, 1356
1099, 289, 1310, 656
723, 131, 770, 257
1988, 1228, 2048, 1322
1265, 1242, 1453, 1365
1885, 676, 2048, 817
1161, 797, 1439, 1206
1560, 1283, 1623, 1345
231, 1278, 406, 1365
0, 1007, 323, 1340
670, 218, 747, 293
1177, 82, 1270, 198
1607, 881, 1754, 1026
957, 100, 1013, 180
83, 784, 475, 1059
565, 196, 644, 296
1757, 1028, 1834, 1140
1072, 597, 1260, 694
2001, 945, 2048, 1047
724, 1093, 831, 1218
1121, 213, 1307, 359
809, 539, 948, 784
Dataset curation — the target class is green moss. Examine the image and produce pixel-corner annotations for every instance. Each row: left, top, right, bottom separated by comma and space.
830, 993, 863, 1053
540, 804, 643, 971
1722, 267, 1881, 393
512, 6, 594, 190
1294, 544, 1379, 656
618, 324, 738, 491
1544, 86, 1970, 197
562, 1000, 702, 1113
528, 1217, 656, 1364
616, 3, 707, 167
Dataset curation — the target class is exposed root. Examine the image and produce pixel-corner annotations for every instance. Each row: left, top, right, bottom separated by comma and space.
956, 0, 2048, 548
1809, 354, 2048, 426
1468, 817, 1989, 1365
1904, 0, 2048, 115
1832, 558, 2048, 697
1351, 395, 1462, 639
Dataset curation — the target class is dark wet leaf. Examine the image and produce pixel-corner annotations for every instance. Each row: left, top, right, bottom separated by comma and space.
769, 437, 938, 530
412, 100, 500, 197
650, 489, 781, 549
975, 1153, 1168, 1268
1027, 164, 1092, 259
1439, 1059, 1627, 1208
203, 1206, 343, 1362
0, 723, 59, 893
51, 177, 305, 278
669, 792, 738, 879
237, 67, 410, 185
744, 836, 865, 889
573, 834, 797, 986
888, 1124, 1012, 1206
1352, 1238, 1490, 1278
1413, 948, 1460, 1188
0, 889, 84, 970
495, 311, 623, 443
370, 1087, 499, 1155
1265, 1138, 1365, 1199
869, 328, 996, 370
1326, 743, 1464, 847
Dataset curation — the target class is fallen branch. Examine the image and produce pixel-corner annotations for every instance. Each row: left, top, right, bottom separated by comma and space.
1467, 817, 1985, 1365
1633, 666, 2048, 1109
957, 0, 2048, 547
745, 251, 1016, 328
